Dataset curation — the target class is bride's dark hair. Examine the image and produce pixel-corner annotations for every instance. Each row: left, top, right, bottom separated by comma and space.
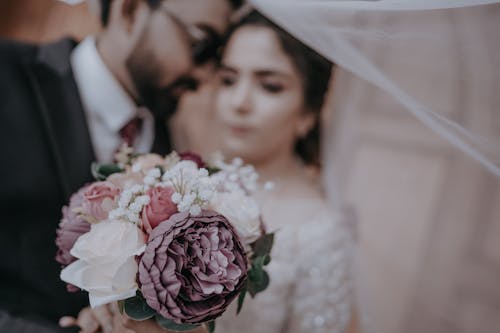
220, 10, 333, 167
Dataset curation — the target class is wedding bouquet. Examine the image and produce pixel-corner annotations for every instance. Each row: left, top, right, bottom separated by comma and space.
55, 149, 273, 332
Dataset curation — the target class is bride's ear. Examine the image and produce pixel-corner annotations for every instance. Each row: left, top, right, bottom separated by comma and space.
296, 111, 317, 139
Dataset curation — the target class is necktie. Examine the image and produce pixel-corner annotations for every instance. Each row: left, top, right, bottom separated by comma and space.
119, 117, 142, 148
151, 114, 171, 155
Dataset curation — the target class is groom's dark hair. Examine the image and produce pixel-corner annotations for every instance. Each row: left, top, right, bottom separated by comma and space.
99, 0, 244, 26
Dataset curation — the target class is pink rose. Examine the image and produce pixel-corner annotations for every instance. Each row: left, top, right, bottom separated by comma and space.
141, 186, 178, 234
82, 181, 120, 221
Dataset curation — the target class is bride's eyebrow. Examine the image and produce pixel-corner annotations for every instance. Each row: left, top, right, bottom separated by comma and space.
255, 70, 290, 80
219, 64, 237, 73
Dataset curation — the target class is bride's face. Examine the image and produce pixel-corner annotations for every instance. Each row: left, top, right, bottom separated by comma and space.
215, 26, 313, 164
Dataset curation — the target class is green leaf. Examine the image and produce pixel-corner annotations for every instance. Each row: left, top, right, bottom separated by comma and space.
123, 295, 156, 321
251, 233, 274, 258
155, 315, 201, 331
205, 321, 216, 333
207, 167, 221, 176
248, 265, 264, 282
91, 162, 123, 181
247, 270, 270, 298
236, 283, 247, 315
118, 300, 125, 314
253, 255, 271, 269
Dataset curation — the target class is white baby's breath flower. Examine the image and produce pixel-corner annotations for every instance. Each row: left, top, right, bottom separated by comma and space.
131, 163, 142, 173
233, 157, 243, 168
109, 208, 124, 220
183, 193, 196, 206
143, 176, 156, 186
163, 151, 180, 170
171, 192, 182, 204
127, 211, 140, 224
264, 181, 275, 191
198, 168, 209, 178
178, 202, 190, 213
147, 168, 161, 179
189, 205, 202, 216
130, 185, 143, 194
135, 195, 150, 206
119, 191, 132, 208
128, 202, 142, 214
199, 189, 213, 201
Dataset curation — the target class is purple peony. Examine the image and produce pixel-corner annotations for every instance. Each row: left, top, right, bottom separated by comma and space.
139, 210, 248, 324
56, 185, 91, 267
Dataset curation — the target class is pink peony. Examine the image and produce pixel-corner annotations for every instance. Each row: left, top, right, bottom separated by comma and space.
139, 211, 248, 324
141, 186, 178, 235
81, 181, 120, 221
56, 185, 92, 292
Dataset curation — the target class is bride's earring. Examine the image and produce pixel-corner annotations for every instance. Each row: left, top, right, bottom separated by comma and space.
296, 113, 316, 139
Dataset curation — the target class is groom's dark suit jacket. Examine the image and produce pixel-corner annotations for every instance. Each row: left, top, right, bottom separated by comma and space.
0, 37, 171, 329
0, 37, 93, 327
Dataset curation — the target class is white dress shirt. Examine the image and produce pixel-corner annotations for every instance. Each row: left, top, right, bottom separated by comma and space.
70, 37, 155, 163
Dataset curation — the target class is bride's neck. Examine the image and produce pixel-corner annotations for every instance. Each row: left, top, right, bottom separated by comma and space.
253, 151, 306, 185
252, 151, 322, 202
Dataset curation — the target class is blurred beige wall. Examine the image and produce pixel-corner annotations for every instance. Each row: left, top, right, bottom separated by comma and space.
0, 0, 98, 42
338, 5, 500, 333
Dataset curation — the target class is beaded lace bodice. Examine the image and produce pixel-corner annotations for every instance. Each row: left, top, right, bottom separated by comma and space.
217, 199, 354, 333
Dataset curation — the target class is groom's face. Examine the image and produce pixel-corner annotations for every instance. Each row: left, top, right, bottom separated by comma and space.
126, 0, 233, 117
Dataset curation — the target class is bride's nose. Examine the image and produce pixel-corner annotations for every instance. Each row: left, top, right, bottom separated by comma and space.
230, 79, 252, 114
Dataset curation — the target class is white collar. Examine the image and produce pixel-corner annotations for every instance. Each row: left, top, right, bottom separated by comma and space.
71, 36, 137, 132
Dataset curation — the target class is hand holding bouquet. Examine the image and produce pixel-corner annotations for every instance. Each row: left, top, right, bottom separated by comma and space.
56, 150, 273, 332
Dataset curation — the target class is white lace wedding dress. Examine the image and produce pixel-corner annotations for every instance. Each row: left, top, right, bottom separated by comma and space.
217, 198, 354, 333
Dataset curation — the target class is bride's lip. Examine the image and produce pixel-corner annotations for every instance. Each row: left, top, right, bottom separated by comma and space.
229, 125, 252, 136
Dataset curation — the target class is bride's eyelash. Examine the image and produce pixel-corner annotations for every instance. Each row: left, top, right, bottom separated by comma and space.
261, 82, 284, 93
220, 75, 236, 86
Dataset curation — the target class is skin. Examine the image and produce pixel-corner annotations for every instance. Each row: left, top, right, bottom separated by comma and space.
97, 0, 233, 111
214, 25, 360, 333
214, 26, 316, 181
59, 0, 233, 332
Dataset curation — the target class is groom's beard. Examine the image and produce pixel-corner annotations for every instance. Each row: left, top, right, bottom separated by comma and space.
134, 75, 199, 119
126, 43, 198, 119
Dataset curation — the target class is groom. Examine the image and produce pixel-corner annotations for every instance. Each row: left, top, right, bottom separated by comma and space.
0, 0, 240, 332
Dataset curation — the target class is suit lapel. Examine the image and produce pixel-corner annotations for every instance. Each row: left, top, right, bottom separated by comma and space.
24, 38, 95, 199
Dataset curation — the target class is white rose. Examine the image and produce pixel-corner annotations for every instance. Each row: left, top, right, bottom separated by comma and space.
60, 220, 145, 308
210, 192, 262, 245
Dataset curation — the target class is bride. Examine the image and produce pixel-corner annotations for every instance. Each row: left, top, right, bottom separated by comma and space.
207, 10, 358, 333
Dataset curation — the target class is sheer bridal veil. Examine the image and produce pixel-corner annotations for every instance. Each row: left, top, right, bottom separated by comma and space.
249, 0, 500, 201
248, 1, 500, 332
